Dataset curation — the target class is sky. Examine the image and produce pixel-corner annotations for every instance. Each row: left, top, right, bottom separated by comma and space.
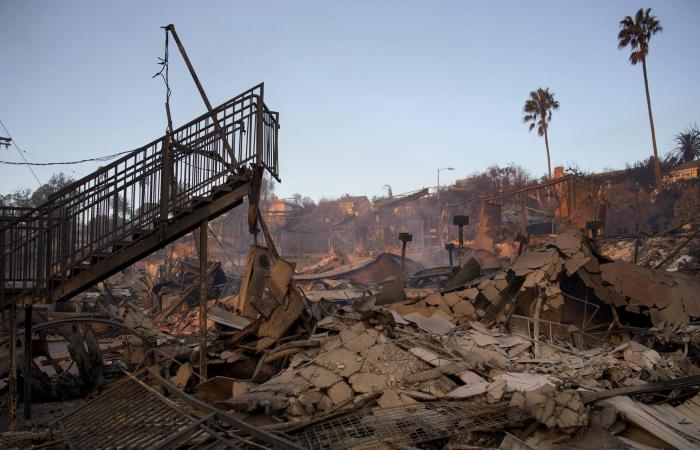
1, 0, 699, 201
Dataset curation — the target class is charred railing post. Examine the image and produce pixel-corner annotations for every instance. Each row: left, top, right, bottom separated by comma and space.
45, 208, 52, 297
160, 137, 171, 224
256, 85, 265, 165
198, 219, 208, 381
516, 234, 529, 257
1, 228, 5, 306
586, 220, 603, 240
36, 214, 45, 300
399, 232, 412, 287
59, 211, 68, 288
23, 304, 32, 422
8, 302, 17, 431
453, 215, 468, 267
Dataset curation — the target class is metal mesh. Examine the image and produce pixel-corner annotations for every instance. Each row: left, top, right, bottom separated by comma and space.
293, 399, 530, 450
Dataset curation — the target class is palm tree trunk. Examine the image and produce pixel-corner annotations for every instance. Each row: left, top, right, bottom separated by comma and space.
544, 127, 552, 178
642, 57, 662, 187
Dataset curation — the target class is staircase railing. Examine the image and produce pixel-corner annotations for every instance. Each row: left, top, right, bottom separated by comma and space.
1, 83, 278, 303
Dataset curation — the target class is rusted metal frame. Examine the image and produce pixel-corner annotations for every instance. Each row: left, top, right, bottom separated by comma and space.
121, 370, 243, 449
48, 182, 248, 303
173, 117, 250, 166
0, 85, 256, 232
1, 88, 270, 301
654, 229, 700, 269
105, 397, 183, 448
52, 373, 139, 426
37, 88, 260, 200
150, 412, 216, 450
31, 317, 153, 344
145, 367, 305, 450
61, 383, 143, 431
560, 291, 601, 331
74, 387, 165, 449
165, 24, 238, 166
180, 96, 257, 144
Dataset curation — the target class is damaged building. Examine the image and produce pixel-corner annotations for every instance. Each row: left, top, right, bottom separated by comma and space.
2, 17, 700, 450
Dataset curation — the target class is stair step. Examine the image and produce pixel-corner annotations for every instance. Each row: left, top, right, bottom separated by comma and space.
192, 195, 213, 205
70, 263, 91, 274
89, 251, 110, 264
131, 228, 153, 239
173, 205, 193, 217
111, 240, 132, 251
227, 174, 249, 183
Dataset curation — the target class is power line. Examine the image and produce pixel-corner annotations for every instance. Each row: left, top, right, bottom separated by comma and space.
0, 148, 134, 166
0, 119, 42, 186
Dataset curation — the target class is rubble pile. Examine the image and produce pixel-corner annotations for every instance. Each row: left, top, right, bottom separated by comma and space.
3, 228, 700, 449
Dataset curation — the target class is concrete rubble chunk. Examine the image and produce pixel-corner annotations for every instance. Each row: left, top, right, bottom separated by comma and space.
445, 381, 490, 399
402, 311, 455, 335
298, 365, 342, 389
342, 330, 378, 353
327, 381, 354, 405
315, 347, 363, 377
348, 372, 390, 393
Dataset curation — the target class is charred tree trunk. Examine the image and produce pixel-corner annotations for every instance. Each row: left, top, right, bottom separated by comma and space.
544, 126, 552, 179
642, 57, 662, 188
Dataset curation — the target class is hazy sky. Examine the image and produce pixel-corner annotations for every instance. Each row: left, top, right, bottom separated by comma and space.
1, 1, 699, 201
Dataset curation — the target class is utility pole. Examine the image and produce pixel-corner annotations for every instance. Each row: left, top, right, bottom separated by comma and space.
198, 219, 208, 381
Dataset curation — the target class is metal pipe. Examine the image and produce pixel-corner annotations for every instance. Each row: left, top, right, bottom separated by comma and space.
445, 243, 454, 268
453, 215, 468, 268
199, 218, 208, 380
165, 24, 237, 165
8, 302, 16, 430
23, 304, 32, 422
398, 233, 412, 287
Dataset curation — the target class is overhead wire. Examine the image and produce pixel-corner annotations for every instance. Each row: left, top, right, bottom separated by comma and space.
0, 29, 174, 174
0, 148, 135, 166
0, 118, 42, 186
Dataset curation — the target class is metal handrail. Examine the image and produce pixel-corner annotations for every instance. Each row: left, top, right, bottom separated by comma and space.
1, 84, 278, 303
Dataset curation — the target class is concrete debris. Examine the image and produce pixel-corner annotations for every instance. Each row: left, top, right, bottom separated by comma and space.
4, 224, 700, 450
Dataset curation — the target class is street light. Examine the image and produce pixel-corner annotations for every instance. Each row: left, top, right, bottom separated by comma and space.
436, 167, 454, 240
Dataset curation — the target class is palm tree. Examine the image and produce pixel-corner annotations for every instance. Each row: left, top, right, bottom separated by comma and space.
522, 88, 559, 178
618, 8, 663, 186
666, 125, 700, 165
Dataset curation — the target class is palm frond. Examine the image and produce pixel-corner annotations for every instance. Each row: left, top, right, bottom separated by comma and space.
618, 8, 662, 63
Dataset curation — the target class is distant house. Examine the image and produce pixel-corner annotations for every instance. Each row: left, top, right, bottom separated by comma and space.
669, 160, 700, 182
265, 198, 301, 225
337, 195, 371, 216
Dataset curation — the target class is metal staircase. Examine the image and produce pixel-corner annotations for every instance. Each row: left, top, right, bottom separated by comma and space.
1, 83, 278, 306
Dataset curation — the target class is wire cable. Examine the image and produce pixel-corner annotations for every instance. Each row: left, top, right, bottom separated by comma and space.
0, 118, 42, 186
0, 148, 135, 166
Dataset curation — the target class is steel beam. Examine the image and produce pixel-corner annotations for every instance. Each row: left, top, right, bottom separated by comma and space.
23, 304, 32, 422
198, 218, 208, 380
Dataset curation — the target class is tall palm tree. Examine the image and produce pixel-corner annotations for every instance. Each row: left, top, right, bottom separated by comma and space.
618, 8, 663, 187
522, 88, 559, 178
